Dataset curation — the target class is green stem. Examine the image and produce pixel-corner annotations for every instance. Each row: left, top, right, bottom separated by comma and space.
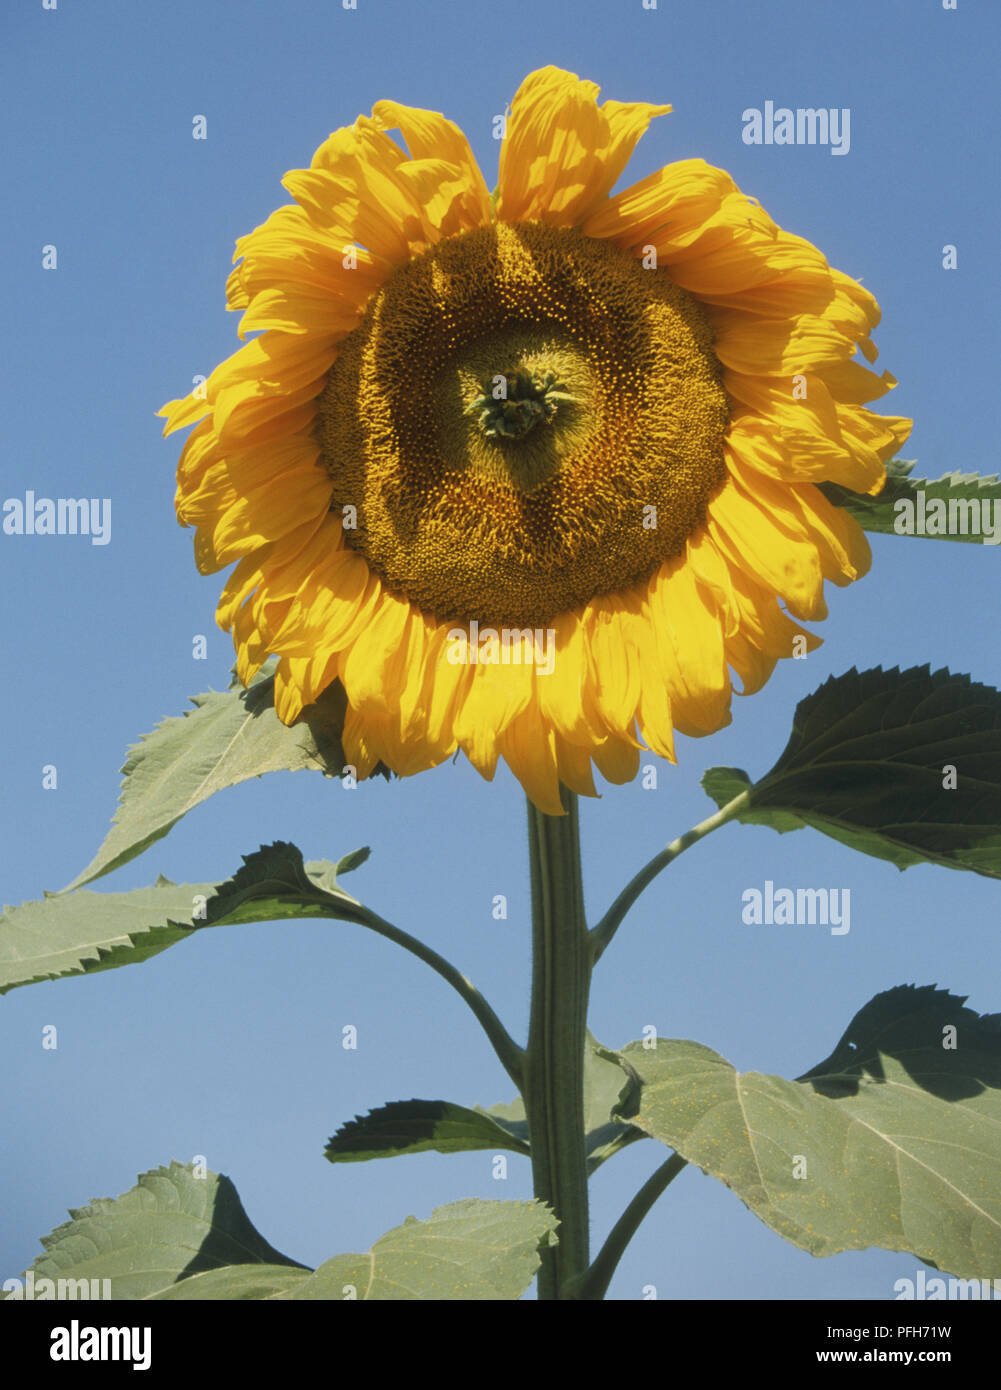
589, 789, 750, 965
577, 1154, 687, 1300
523, 785, 593, 1300
347, 902, 525, 1090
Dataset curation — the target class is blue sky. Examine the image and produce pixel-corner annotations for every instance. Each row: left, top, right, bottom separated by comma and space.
2, 0, 999, 1300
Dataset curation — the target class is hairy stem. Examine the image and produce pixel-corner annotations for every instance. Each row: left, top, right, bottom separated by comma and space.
523, 786, 592, 1300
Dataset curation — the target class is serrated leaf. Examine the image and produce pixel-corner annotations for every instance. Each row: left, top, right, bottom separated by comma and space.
326, 1038, 645, 1174
13, 1165, 554, 1302
0, 881, 209, 994
283, 1199, 558, 1300
487, 1033, 645, 1175
0, 842, 366, 994
326, 1099, 531, 1164
65, 661, 354, 891
7, 1162, 305, 1301
702, 665, 1001, 879
819, 460, 1001, 544
201, 841, 366, 927
620, 986, 1001, 1277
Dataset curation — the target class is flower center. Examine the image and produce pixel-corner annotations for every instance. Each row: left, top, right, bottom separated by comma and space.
466, 367, 578, 441
317, 221, 728, 627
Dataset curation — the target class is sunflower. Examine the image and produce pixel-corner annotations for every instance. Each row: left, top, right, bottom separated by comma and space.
160, 66, 911, 815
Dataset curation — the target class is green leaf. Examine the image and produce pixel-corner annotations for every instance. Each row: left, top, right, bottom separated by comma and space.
158, 1201, 556, 1301
280, 1199, 558, 1301
0, 880, 209, 994
148, 1265, 310, 1300
487, 1033, 645, 1174
819, 459, 1001, 544
200, 841, 368, 928
65, 662, 355, 891
0, 842, 367, 994
326, 1100, 531, 1164
580, 1037, 646, 1168
12, 1163, 554, 1302
620, 986, 1001, 1277
8, 1162, 305, 1301
325, 1037, 645, 1173
702, 665, 1001, 879
334, 846, 371, 876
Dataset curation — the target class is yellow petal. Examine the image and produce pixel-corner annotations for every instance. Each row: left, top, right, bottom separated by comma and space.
590, 735, 641, 786
617, 595, 677, 761
453, 661, 533, 778
583, 158, 733, 249
178, 431, 324, 524
712, 312, 852, 376
723, 567, 822, 694
497, 694, 564, 815
497, 66, 670, 226
684, 530, 739, 639
707, 475, 827, 621
238, 286, 364, 338
582, 598, 643, 737
340, 702, 386, 779
646, 559, 732, 737
340, 587, 411, 714
204, 468, 333, 566
370, 99, 492, 235
232, 202, 388, 309
722, 404, 885, 494
554, 734, 598, 799
536, 612, 593, 743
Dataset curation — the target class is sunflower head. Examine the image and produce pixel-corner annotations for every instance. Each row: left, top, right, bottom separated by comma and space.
161, 66, 911, 814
